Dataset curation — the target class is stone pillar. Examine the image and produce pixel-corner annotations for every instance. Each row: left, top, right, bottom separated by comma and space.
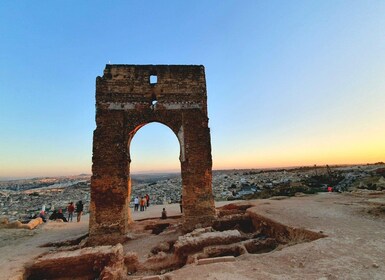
89, 110, 132, 245
181, 110, 216, 230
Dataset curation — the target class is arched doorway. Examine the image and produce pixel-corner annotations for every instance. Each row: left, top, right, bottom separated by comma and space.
89, 65, 216, 245
129, 122, 181, 208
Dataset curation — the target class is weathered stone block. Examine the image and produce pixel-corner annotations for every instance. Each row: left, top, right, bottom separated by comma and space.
174, 228, 243, 257
197, 256, 235, 265
26, 244, 125, 279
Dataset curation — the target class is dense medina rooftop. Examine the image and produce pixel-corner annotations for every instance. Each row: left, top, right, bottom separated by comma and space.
1, 164, 385, 222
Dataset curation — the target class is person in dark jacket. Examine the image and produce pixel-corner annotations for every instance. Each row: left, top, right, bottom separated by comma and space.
161, 208, 167, 219
76, 200, 84, 222
49, 210, 58, 221
57, 209, 68, 222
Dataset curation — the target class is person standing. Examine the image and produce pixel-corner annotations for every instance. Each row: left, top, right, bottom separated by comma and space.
76, 200, 84, 222
139, 197, 144, 211
145, 194, 150, 207
67, 202, 75, 222
134, 197, 139, 211
141, 196, 147, 211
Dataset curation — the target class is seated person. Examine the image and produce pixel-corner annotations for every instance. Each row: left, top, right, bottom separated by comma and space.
161, 208, 167, 219
57, 209, 68, 222
49, 210, 58, 220
38, 210, 47, 223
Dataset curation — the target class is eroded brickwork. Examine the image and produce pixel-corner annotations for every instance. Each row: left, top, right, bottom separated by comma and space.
89, 65, 216, 245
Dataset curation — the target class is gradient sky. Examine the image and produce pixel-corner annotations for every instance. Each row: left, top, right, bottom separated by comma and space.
1, 1, 385, 178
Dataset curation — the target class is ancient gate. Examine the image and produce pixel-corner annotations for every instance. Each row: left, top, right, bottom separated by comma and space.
89, 65, 216, 244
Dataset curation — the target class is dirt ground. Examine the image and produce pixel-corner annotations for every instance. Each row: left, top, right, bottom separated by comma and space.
1, 191, 385, 280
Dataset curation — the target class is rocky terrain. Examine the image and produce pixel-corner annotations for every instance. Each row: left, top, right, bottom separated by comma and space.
1, 164, 385, 223
1, 190, 385, 279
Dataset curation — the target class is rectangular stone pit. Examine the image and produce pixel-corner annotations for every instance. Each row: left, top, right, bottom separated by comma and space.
26, 244, 125, 280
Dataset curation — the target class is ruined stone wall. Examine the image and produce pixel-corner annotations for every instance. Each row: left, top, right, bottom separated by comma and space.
89, 65, 216, 245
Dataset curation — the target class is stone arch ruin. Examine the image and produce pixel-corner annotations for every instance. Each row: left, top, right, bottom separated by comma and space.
89, 65, 216, 244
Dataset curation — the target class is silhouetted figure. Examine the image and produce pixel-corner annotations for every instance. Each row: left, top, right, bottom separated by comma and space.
57, 209, 68, 222
76, 201, 84, 222
161, 208, 167, 219
49, 210, 58, 220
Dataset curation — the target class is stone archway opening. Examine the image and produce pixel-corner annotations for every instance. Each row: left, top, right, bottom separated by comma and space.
89, 65, 216, 245
129, 122, 182, 207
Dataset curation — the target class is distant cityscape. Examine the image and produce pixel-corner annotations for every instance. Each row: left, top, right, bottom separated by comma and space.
1, 163, 384, 223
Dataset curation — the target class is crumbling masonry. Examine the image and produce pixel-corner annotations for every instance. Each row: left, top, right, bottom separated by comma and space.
89, 65, 216, 244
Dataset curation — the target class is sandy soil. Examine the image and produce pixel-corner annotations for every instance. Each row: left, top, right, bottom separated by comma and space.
172, 192, 385, 280
1, 192, 385, 279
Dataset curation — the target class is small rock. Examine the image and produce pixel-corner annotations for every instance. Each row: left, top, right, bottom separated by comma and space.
0, 217, 8, 224
141, 276, 162, 280
372, 263, 379, 268
163, 273, 174, 280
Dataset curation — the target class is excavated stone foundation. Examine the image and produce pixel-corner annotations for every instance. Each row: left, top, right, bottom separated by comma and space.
24, 204, 326, 279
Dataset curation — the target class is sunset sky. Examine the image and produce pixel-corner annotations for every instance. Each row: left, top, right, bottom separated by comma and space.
1, 1, 385, 178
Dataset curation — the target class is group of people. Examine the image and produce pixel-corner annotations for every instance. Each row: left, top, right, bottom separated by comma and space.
66, 200, 84, 222
48, 208, 68, 222
42, 200, 84, 223
133, 194, 150, 211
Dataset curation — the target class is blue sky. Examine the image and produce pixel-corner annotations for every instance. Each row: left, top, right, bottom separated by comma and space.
1, 1, 385, 177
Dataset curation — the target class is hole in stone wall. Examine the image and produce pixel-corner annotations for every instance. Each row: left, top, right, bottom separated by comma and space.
150, 74, 157, 84
150, 93, 157, 109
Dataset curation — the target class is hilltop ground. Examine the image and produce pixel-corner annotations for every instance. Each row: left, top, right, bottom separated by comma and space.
1, 191, 385, 280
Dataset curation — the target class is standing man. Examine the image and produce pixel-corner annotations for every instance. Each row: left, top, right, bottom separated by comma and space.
145, 194, 150, 207
140, 197, 146, 211
67, 202, 75, 222
134, 196, 139, 211
76, 200, 84, 222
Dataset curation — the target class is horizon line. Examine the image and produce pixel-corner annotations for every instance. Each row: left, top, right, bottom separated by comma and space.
1, 161, 384, 181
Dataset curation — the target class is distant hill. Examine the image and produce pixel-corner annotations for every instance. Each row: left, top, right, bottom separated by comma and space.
131, 172, 180, 184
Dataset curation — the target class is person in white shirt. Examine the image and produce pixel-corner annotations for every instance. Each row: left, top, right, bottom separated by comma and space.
134, 197, 139, 211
